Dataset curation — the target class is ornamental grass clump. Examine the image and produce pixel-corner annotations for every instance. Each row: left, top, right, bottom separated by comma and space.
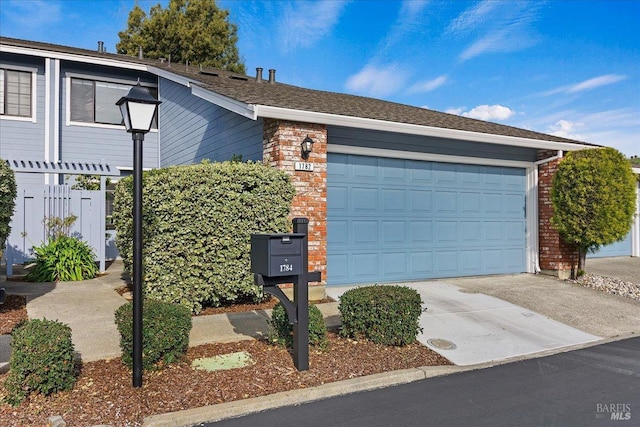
339, 285, 424, 346
25, 215, 98, 282
115, 299, 192, 371
269, 302, 328, 350
4, 319, 76, 406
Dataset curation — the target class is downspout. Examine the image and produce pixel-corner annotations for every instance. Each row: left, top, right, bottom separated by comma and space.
532, 150, 563, 273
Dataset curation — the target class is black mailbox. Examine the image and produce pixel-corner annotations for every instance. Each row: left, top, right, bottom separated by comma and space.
250, 233, 305, 277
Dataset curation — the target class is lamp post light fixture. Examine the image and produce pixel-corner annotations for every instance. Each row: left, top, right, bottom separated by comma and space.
301, 135, 314, 160
116, 82, 161, 388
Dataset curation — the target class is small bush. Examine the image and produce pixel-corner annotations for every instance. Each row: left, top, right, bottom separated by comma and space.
114, 299, 192, 371
4, 319, 76, 406
25, 235, 98, 282
339, 285, 424, 346
269, 302, 328, 349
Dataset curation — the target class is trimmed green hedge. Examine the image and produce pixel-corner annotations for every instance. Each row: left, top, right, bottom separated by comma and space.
4, 319, 76, 406
115, 299, 192, 371
339, 285, 424, 346
113, 161, 295, 313
268, 302, 328, 349
0, 158, 17, 254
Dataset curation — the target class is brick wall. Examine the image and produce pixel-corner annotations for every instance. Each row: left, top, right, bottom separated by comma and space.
537, 151, 578, 278
263, 119, 327, 297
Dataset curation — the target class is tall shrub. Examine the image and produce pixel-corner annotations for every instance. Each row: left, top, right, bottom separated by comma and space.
551, 147, 636, 276
0, 159, 17, 257
113, 161, 295, 313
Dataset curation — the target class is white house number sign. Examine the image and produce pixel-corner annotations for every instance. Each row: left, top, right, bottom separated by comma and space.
294, 162, 314, 172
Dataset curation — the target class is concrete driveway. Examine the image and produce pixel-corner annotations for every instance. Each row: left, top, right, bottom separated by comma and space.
326, 268, 640, 366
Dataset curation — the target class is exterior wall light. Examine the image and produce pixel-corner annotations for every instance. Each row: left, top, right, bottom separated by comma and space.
301, 135, 314, 160
116, 82, 161, 388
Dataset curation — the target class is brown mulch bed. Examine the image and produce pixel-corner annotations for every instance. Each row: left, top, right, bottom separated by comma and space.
0, 294, 451, 426
0, 295, 28, 335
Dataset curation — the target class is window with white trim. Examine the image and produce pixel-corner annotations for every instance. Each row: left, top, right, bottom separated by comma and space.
0, 68, 32, 117
70, 77, 157, 127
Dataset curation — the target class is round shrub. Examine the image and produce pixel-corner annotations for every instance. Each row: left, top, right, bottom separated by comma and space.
268, 302, 328, 349
339, 285, 424, 346
114, 299, 192, 371
112, 161, 295, 313
4, 319, 76, 406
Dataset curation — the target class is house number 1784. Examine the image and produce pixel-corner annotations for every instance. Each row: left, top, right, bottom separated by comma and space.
280, 264, 294, 272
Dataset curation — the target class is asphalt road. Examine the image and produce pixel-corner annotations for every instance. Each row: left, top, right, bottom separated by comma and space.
204, 337, 640, 427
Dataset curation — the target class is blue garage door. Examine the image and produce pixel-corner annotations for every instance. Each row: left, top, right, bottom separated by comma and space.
327, 154, 527, 285
588, 232, 632, 258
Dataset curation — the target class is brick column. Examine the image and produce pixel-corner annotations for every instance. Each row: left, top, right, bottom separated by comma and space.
537, 150, 578, 279
263, 119, 327, 299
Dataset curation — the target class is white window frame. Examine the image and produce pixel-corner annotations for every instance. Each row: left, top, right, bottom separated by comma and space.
65, 72, 157, 131
0, 64, 38, 123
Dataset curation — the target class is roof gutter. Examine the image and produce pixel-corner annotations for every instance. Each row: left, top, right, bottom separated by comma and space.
253, 105, 594, 152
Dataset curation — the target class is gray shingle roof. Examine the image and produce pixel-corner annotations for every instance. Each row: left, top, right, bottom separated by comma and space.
1, 36, 596, 147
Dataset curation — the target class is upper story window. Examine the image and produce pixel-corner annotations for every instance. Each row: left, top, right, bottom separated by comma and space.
0, 68, 32, 117
69, 77, 157, 128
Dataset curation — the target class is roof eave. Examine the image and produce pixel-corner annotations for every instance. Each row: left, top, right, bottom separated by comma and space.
253, 105, 594, 152
0, 43, 149, 72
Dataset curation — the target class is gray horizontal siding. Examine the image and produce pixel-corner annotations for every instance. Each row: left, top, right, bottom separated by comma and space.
159, 78, 263, 166
328, 126, 538, 162
60, 65, 159, 169
0, 54, 45, 161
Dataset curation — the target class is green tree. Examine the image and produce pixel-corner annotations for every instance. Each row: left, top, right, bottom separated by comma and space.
117, 0, 245, 73
551, 147, 636, 277
0, 159, 17, 258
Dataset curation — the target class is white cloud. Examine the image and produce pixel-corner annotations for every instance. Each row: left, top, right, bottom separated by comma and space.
548, 120, 584, 140
279, 0, 349, 52
408, 75, 448, 93
543, 74, 628, 96
2, 0, 62, 29
448, 1, 542, 61
345, 64, 410, 98
448, 104, 516, 121
445, 107, 465, 116
446, 0, 499, 34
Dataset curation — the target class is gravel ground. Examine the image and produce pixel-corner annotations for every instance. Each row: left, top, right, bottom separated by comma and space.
572, 274, 640, 301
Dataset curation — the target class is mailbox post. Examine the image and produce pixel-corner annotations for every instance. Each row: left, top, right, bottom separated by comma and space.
250, 217, 320, 371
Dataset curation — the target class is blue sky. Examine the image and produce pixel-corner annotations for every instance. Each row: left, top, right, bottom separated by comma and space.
1, 0, 638, 156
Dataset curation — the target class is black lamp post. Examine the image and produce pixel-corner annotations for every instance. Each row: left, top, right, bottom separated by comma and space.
116, 82, 161, 388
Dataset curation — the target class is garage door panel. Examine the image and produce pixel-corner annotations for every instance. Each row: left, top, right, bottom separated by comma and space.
352, 253, 379, 279
327, 154, 526, 285
409, 189, 432, 212
410, 252, 433, 274
407, 160, 433, 183
435, 251, 458, 273
382, 188, 406, 211
353, 187, 378, 212
381, 252, 407, 276
382, 221, 406, 244
381, 158, 406, 182
460, 192, 482, 213
461, 250, 482, 272
410, 221, 433, 242
327, 220, 349, 246
352, 221, 378, 244
436, 191, 457, 212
